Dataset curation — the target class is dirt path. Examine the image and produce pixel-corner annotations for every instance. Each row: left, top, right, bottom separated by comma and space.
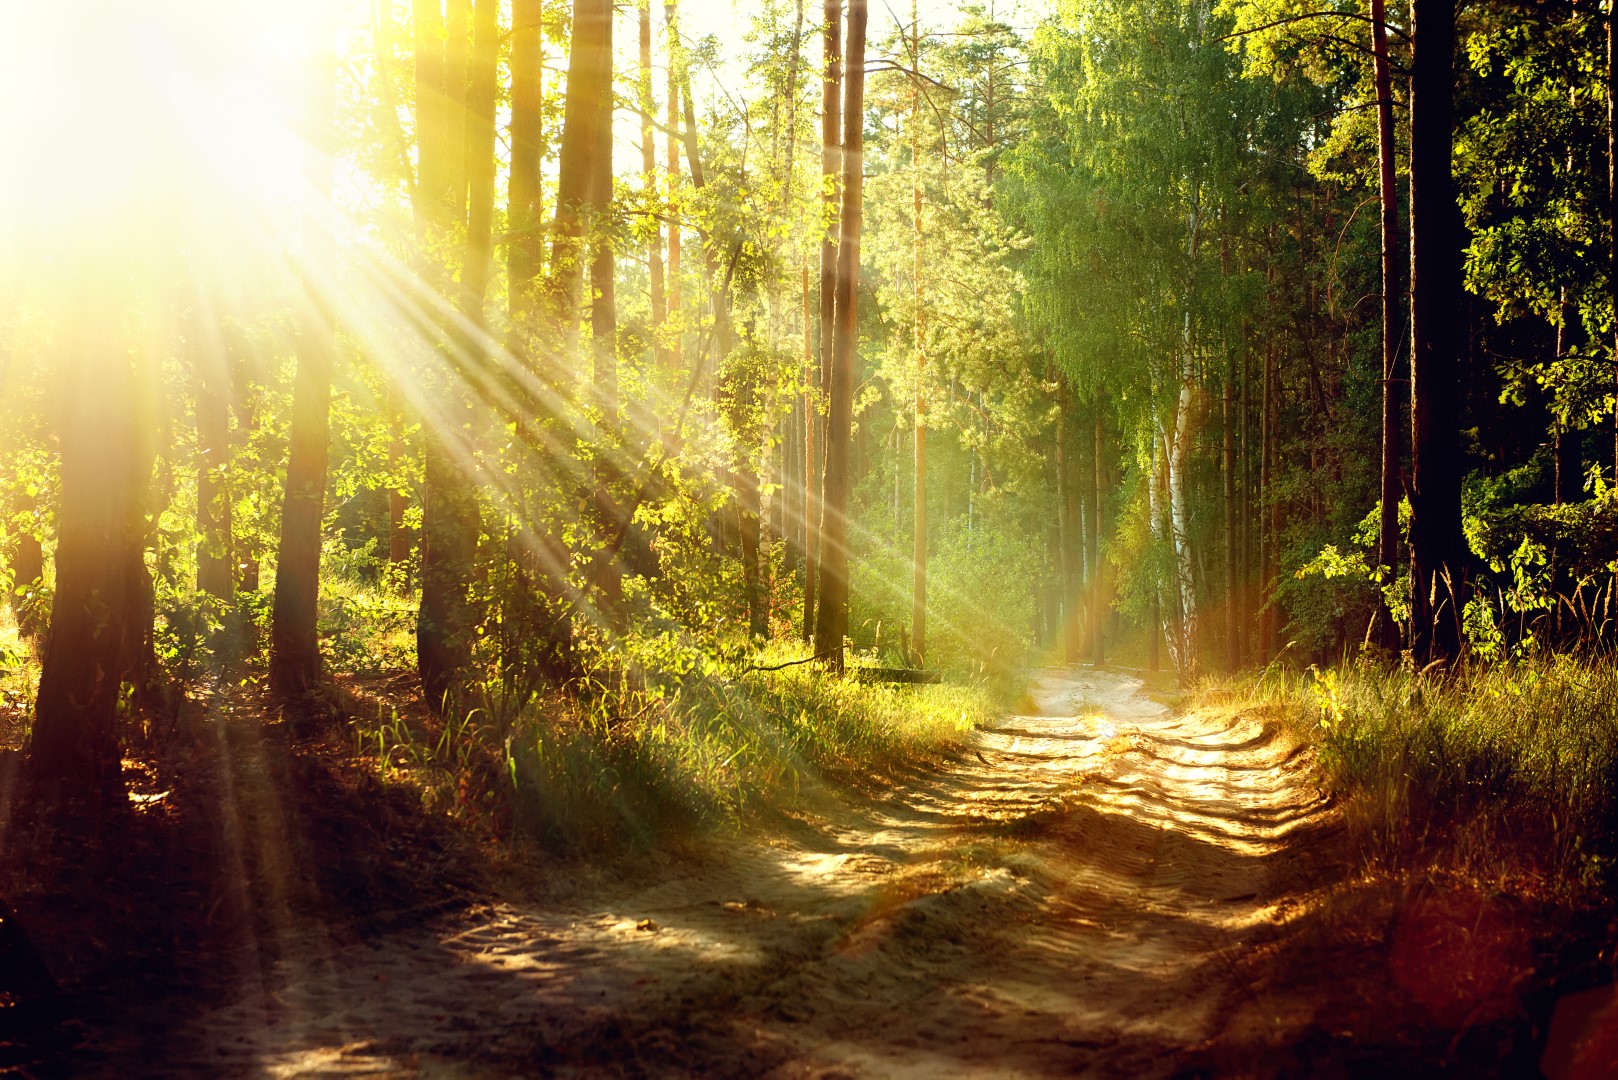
112, 668, 1334, 1077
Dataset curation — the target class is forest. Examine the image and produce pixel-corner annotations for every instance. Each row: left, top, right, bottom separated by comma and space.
2, 0, 1617, 1072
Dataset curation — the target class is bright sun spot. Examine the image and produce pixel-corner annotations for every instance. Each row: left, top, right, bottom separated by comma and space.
0, 0, 324, 266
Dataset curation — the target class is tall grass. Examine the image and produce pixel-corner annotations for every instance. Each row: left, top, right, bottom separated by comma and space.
1250, 655, 1618, 893
359, 639, 998, 854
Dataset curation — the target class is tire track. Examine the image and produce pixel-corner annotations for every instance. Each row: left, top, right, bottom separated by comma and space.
148, 668, 1331, 1078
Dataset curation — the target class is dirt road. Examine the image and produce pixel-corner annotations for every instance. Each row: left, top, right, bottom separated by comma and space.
122, 668, 1334, 1076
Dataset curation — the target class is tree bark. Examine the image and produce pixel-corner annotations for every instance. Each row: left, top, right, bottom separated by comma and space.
910, 8, 928, 664
640, 0, 666, 365
1058, 390, 1080, 664
1407, 0, 1467, 664
1609, 0, 1616, 476
550, 0, 612, 345
812, 0, 865, 671
270, 25, 337, 699
28, 315, 143, 804
1223, 350, 1239, 670
463, 0, 499, 327
508, 0, 544, 325
1372, 0, 1403, 650
806, 0, 841, 645
1260, 342, 1275, 659
666, 1, 683, 371
1090, 399, 1105, 666
415, 0, 480, 711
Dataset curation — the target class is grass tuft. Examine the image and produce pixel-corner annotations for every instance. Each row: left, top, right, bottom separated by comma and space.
1219, 654, 1618, 896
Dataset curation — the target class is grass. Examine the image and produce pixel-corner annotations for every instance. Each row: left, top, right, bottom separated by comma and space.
1218, 653, 1618, 897
355, 638, 1001, 854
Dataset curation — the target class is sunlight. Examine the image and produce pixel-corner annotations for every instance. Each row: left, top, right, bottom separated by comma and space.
0, 0, 322, 258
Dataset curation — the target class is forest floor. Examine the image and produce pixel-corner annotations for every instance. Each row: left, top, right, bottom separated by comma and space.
5, 668, 1604, 1077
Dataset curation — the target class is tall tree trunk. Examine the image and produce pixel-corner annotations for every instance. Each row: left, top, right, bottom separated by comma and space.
550, 0, 612, 346
588, 0, 623, 614
1090, 399, 1105, 666
665, 1, 683, 371
415, 0, 480, 711
910, 8, 928, 664
1167, 350, 1199, 681
1058, 390, 1080, 664
589, 8, 616, 420
1239, 341, 1251, 661
1609, 0, 1616, 476
807, 0, 841, 645
1260, 342, 1275, 659
463, 0, 499, 327
195, 351, 233, 602
802, 262, 815, 643
270, 25, 337, 699
812, 0, 866, 671
1407, 0, 1466, 664
28, 311, 143, 804
508, 0, 544, 326
640, 0, 666, 365
1373, 0, 1403, 649
1223, 350, 1238, 670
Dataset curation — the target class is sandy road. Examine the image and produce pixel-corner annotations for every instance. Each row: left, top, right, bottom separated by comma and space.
119, 668, 1332, 1077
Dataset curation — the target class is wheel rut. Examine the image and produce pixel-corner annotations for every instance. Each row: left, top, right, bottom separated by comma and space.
117, 668, 1333, 1077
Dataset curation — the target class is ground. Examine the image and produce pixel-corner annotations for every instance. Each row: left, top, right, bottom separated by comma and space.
3, 668, 1606, 1076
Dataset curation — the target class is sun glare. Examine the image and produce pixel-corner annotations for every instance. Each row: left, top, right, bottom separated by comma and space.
0, 0, 325, 268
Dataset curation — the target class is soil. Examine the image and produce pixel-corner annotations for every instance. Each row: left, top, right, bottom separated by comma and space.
4, 668, 1607, 1076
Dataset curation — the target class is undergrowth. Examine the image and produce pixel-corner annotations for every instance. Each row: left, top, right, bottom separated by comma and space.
356, 638, 999, 854
1231, 654, 1618, 897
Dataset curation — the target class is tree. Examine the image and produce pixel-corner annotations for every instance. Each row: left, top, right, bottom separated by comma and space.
27, 292, 145, 803
414, 0, 481, 711
1406, 0, 1467, 663
813, 0, 867, 669
806, 0, 841, 644
269, 29, 337, 698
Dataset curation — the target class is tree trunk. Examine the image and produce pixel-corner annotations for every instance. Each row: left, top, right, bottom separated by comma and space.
666, 1, 683, 371
910, 11, 927, 664
1609, 0, 1616, 477
1373, 0, 1403, 650
1260, 343, 1275, 659
812, 0, 865, 671
1058, 391, 1080, 664
550, 0, 612, 346
28, 319, 143, 804
640, 0, 666, 365
508, 0, 544, 326
802, 262, 816, 642
463, 0, 499, 327
1407, 0, 1467, 664
1090, 400, 1105, 666
1223, 351, 1238, 670
1168, 361, 1199, 682
270, 26, 337, 699
415, 0, 480, 711
806, 0, 841, 646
